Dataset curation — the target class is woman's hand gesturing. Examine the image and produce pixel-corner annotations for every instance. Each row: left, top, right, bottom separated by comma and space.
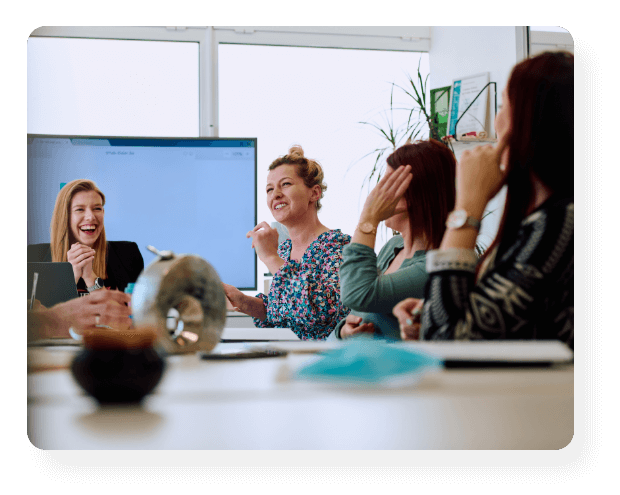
67, 243, 96, 283
246, 222, 285, 274
222, 283, 244, 312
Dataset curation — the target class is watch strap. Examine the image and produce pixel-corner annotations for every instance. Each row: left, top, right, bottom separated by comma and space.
446, 210, 481, 231
87, 277, 104, 293
464, 216, 481, 231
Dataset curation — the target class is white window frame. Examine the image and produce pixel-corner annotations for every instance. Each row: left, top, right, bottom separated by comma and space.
515, 26, 529, 62
212, 26, 431, 50
30, 27, 431, 139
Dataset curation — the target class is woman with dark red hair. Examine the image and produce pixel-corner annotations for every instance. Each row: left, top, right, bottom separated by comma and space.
394, 51, 574, 349
333, 139, 456, 340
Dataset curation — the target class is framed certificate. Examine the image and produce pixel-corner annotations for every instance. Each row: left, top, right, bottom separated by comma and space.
447, 72, 490, 137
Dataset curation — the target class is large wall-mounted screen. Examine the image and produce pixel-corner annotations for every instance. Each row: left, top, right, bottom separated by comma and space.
27, 135, 257, 290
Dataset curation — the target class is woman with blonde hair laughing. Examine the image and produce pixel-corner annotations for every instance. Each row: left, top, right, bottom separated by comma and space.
28, 179, 144, 294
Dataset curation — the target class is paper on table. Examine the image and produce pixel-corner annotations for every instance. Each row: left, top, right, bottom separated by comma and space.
263, 341, 341, 353
399, 340, 573, 364
220, 327, 300, 341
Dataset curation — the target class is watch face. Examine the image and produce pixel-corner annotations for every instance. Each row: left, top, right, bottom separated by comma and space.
447, 210, 466, 228
359, 222, 376, 234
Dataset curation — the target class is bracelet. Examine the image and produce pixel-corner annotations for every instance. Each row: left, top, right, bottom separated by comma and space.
68, 327, 83, 341
426, 248, 478, 273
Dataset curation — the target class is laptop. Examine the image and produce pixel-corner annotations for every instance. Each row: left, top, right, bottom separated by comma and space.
27, 262, 79, 309
399, 340, 574, 367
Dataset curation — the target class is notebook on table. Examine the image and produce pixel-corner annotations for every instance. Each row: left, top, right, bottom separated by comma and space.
399, 340, 574, 367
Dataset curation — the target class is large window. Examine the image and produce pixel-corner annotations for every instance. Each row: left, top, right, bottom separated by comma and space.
28, 36, 200, 137
218, 44, 429, 279
27, 27, 432, 292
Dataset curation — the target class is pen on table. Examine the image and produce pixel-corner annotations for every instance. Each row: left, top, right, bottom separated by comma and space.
29, 272, 39, 311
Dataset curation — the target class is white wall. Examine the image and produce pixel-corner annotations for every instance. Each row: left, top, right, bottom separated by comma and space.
429, 26, 517, 96
429, 26, 518, 250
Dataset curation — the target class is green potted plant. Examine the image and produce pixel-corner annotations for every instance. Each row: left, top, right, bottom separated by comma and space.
354, 62, 490, 255
356, 60, 451, 190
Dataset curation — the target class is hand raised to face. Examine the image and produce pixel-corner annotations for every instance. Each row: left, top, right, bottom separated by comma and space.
456, 135, 510, 211
359, 165, 412, 226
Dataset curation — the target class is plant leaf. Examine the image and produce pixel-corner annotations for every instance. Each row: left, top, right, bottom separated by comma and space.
393, 82, 418, 105
355, 63, 433, 189
417, 61, 427, 109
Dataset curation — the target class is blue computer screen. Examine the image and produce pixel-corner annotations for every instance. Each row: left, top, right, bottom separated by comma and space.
27, 135, 257, 290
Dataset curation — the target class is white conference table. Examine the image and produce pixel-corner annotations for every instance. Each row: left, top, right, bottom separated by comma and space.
27, 340, 574, 450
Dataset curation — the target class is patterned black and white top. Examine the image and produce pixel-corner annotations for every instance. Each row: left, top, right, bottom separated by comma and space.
420, 196, 574, 349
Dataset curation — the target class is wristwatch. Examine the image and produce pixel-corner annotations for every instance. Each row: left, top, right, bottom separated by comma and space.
87, 277, 105, 293
357, 221, 377, 235
445, 209, 481, 232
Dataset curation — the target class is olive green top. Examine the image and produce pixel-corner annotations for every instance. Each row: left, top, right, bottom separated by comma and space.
332, 235, 428, 340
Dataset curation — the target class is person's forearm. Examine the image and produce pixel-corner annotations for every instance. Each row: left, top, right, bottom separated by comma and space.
27, 309, 67, 341
262, 255, 286, 276
28, 311, 50, 341
238, 294, 268, 320
439, 228, 479, 251
439, 198, 487, 251
351, 230, 377, 249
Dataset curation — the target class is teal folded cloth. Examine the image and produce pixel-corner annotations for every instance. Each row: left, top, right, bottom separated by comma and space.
294, 335, 442, 384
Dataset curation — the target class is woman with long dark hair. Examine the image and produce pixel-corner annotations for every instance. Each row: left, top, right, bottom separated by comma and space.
394, 51, 574, 349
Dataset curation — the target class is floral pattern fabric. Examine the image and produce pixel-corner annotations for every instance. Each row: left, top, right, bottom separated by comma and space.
253, 229, 351, 340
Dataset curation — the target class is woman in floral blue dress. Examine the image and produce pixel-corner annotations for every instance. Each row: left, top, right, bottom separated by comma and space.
223, 145, 351, 339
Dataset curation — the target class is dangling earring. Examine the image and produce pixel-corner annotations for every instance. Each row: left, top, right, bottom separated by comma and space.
392, 230, 400, 236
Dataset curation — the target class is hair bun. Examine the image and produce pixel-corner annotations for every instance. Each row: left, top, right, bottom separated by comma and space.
288, 145, 305, 160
